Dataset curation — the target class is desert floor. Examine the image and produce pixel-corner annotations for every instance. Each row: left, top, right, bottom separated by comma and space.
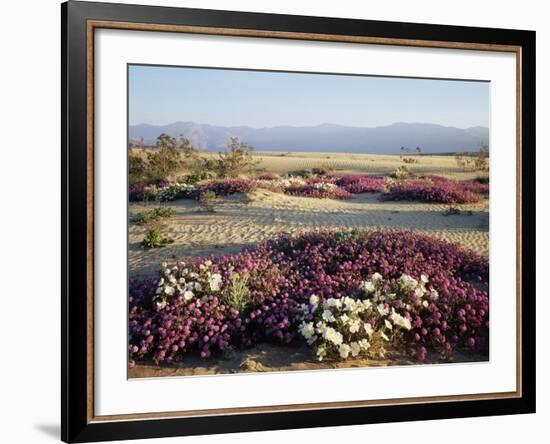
129, 342, 487, 378
129, 152, 489, 376
129, 152, 489, 279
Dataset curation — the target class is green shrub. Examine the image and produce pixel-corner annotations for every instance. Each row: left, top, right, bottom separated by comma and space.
183, 169, 214, 184
213, 137, 258, 178
473, 175, 489, 184
391, 165, 414, 179
129, 154, 147, 185
311, 165, 332, 176
455, 146, 489, 172
199, 191, 216, 212
146, 134, 183, 181
224, 272, 252, 311
134, 207, 176, 225
141, 224, 174, 249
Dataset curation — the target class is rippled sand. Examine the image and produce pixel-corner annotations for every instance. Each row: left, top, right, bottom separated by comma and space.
129, 190, 488, 279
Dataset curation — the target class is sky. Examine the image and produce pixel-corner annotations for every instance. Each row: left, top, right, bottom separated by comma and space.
128, 65, 490, 129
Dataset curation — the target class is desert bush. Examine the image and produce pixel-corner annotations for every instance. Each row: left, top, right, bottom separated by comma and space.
214, 137, 258, 178
146, 134, 183, 181
134, 207, 176, 225
224, 272, 253, 311
129, 154, 147, 185
472, 175, 489, 184
199, 191, 217, 212
455, 146, 489, 172
311, 165, 332, 176
178, 137, 202, 168
182, 169, 214, 184
129, 183, 159, 202
141, 224, 174, 249
129, 229, 488, 364
442, 207, 462, 216
391, 165, 414, 179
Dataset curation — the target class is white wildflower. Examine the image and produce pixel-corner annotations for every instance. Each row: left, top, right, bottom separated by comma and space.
322, 309, 336, 323
349, 319, 361, 333
363, 322, 374, 336
338, 343, 351, 359
350, 342, 361, 357
164, 286, 175, 296
384, 319, 393, 330
183, 290, 194, 301
309, 294, 320, 306
377, 304, 390, 316
324, 298, 342, 309
390, 309, 412, 330
300, 322, 315, 340
359, 280, 376, 293
208, 273, 222, 291
399, 274, 418, 290
372, 272, 383, 282
358, 339, 371, 350
323, 327, 343, 346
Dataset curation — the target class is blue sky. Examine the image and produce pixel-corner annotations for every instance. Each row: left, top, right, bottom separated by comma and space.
129, 65, 490, 129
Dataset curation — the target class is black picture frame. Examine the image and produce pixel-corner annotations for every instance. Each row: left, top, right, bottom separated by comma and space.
62, 1, 536, 442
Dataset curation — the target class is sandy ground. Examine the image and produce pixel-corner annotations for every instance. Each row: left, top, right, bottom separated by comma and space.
129, 190, 488, 278
129, 153, 489, 376
251, 151, 483, 180
129, 342, 488, 378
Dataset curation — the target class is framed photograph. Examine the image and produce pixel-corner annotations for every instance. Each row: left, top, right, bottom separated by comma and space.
62, 1, 536, 442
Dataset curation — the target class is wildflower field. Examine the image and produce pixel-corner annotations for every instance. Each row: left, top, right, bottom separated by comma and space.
128, 151, 490, 376
129, 229, 488, 369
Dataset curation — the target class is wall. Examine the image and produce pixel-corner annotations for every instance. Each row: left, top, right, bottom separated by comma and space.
0, 0, 546, 443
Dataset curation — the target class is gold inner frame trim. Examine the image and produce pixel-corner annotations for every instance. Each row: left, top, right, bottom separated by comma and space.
86, 19, 523, 423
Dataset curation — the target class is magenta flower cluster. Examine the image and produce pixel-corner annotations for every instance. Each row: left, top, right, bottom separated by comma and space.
284, 184, 354, 200
382, 178, 486, 204
196, 179, 257, 196
335, 175, 386, 193
129, 229, 488, 365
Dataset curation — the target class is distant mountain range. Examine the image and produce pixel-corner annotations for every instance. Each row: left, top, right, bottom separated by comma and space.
129, 121, 489, 154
